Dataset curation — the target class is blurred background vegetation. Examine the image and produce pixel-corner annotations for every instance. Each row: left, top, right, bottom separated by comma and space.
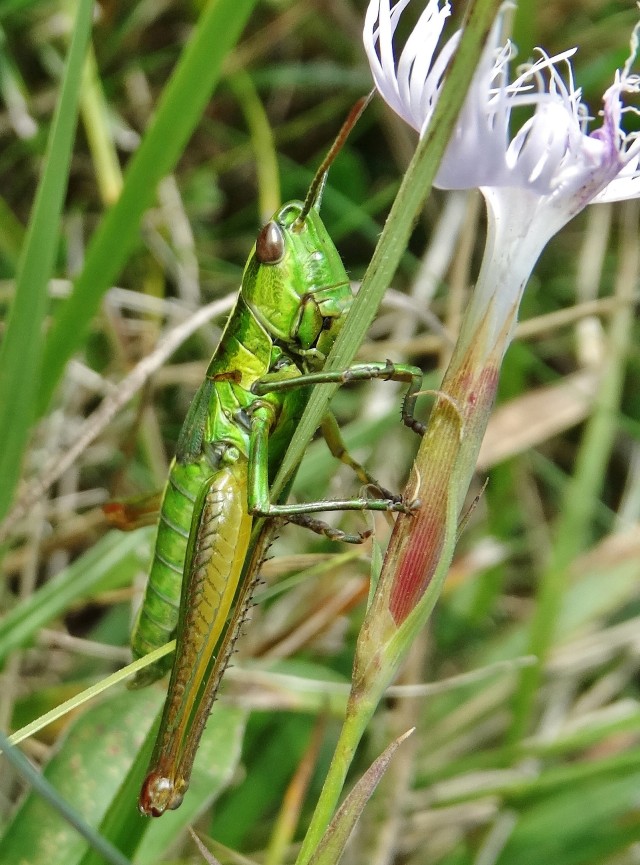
1, 0, 640, 863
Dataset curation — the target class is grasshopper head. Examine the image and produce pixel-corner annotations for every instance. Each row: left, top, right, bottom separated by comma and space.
242, 200, 353, 367
241, 95, 373, 367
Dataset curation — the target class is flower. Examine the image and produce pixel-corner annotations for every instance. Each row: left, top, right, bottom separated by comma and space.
295, 7, 640, 852
356, 0, 640, 654
364, 0, 640, 249
353, 0, 640, 737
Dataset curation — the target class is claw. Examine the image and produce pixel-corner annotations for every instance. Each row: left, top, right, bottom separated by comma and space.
390, 496, 421, 516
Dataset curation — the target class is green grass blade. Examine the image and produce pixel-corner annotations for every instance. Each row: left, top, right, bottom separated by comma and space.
37, 0, 258, 417
0, 0, 94, 524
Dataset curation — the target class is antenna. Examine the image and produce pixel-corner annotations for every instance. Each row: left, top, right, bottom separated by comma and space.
294, 91, 374, 230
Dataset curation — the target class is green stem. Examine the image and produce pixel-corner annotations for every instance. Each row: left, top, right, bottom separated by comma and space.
295, 692, 375, 865
76, 28, 123, 205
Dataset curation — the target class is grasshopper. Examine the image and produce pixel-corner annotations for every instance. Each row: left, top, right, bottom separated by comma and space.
122, 99, 424, 816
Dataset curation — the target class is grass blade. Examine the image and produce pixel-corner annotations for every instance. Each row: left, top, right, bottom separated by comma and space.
0, 0, 94, 523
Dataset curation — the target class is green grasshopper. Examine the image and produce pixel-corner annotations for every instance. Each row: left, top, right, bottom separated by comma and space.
124, 99, 424, 817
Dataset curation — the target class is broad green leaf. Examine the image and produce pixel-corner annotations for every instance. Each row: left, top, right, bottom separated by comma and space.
0, 729, 131, 865
1, 687, 246, 865
0, 687, 162, 865
213, 713, 317, 851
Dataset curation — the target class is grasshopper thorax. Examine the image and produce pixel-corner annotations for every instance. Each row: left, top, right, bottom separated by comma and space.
242, 200, 353, 368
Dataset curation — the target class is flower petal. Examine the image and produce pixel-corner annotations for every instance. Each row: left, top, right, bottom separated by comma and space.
365, 1, 640, 204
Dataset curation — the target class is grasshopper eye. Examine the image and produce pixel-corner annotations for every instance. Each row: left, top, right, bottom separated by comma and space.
256, 221, 285, 264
